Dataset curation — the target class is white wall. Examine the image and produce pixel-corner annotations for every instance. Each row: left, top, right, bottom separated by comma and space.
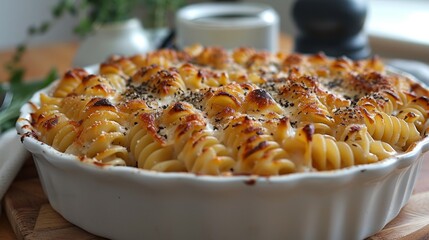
2, 0, 428, 62
0, 0, 295, 50
0, 0, 79, 50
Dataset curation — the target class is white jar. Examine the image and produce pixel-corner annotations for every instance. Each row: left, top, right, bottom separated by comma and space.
73, 18, 152, 67
176, 2, 279, 52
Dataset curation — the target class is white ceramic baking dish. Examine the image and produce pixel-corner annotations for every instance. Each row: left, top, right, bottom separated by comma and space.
16, 72, 429, 240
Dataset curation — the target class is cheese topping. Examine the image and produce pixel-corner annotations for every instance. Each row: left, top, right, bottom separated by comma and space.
30, 45, 429, 175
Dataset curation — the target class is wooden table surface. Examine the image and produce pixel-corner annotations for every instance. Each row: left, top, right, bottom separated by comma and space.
1, 37, 429, 239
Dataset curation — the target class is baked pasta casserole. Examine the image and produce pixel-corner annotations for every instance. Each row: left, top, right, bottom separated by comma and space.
28, 45, 429, 176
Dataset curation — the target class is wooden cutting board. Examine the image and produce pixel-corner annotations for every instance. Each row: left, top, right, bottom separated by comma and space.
3, 158, 429, 240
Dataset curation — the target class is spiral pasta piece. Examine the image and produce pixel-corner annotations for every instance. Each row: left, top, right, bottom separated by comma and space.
128, 54, 146, 68
232, 47, 256, 65
163, 102, 235, 175
127, 112, 184, 171
379, 90, 402, 114
111, 57, 139, 76
194, 46, 230, 69
73, 74, 117, 98
145, 48, 189, 68
67, 98, 129, 166
178, 129, 235, 175
131, 65, 186, 97
364, 110, 420, 150
178, 63, 204, 90
32, 94, 79, 152
370, 141, 397, 160
311, 134, 353, 170
59, 95, 91, 120
32, 94, 62, 118
282, 125, 313, 170
204, 82, 250, 118
243, 88, 284, 115
36, 114, 80, 153
99, 62, 128, 92
280, 79, 334, 134
396, 96, 429, 132
178, 63, 229, 89
53, 68, 88, 98
223, 115, 295, 175
310, 125, 388, 170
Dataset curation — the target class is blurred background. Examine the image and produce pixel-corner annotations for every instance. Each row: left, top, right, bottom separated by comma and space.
0, 0, 428, 61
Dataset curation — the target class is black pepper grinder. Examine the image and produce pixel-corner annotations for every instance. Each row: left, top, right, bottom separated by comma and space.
292, 0, 370, 59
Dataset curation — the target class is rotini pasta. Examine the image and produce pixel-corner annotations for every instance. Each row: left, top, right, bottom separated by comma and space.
162, 102, 235, 174
127, 112, 185, 171
396, 96, 429, 132
29, 45, 429, 176
53, 68, 88, 98
223, 115, 295, 175
31, 94, 79, 152
65, 97, 129, 166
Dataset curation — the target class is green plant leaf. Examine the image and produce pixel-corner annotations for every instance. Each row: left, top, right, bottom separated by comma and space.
52, 0, 66, 18
28, 26, 37, 35
67, 4, 78, 16
39, 21, 51, 34
0, 68, 57, 133
74, 17, 93, 37
9, 68, 25, 87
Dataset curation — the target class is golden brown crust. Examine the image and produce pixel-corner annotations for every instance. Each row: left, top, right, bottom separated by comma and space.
30, 45, 429, 175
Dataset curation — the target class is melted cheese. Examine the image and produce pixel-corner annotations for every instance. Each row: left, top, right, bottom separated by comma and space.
30, 45, 429, 175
